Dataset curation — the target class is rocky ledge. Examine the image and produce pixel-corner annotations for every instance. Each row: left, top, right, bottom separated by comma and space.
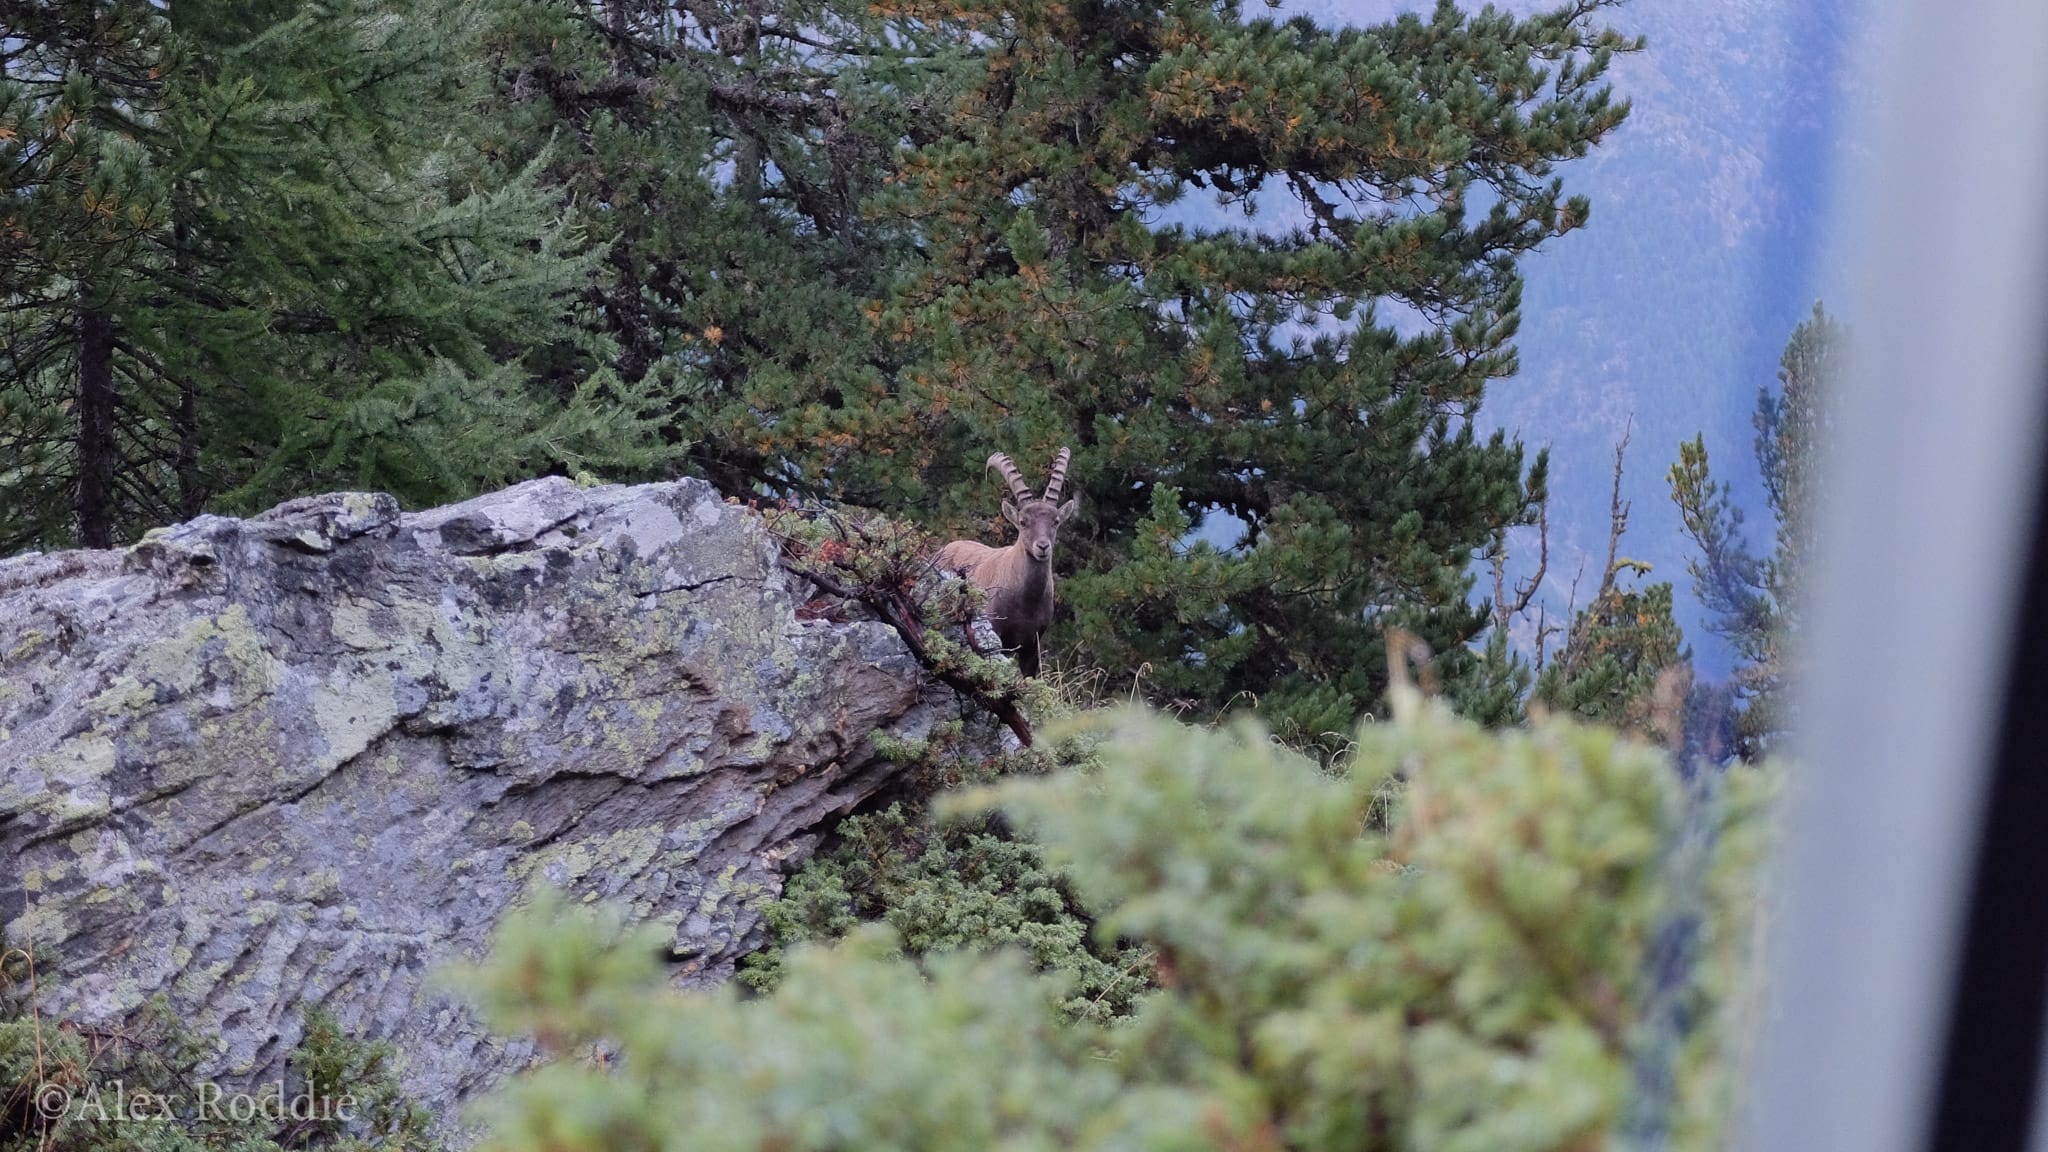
0, 477, 959, 1124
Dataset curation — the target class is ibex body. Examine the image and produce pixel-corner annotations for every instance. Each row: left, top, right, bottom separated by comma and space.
935, 448, 1078, 677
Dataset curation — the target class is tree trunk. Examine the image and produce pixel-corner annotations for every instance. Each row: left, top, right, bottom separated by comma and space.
76, 303, 118, 548
176, 377, 205, 517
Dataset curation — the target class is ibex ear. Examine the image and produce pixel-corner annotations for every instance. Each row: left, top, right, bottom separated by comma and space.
1058, 497, 1080, 524
1002, 500, 1022, 526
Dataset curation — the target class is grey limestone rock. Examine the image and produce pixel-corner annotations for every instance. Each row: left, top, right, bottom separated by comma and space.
0, 477, 960, 1127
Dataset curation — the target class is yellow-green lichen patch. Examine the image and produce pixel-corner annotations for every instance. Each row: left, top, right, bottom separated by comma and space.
509, 824, 669, 890
27, 737, 116, 823
301, 870, 342, 903
172, 959, 233, 1004
328, 597, 396, 653
309, 664, 402, 772
6, 629, 49, 662
89, 604, 280, 722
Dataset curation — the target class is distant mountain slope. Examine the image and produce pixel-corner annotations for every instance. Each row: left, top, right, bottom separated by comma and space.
1269, 0, 1863, 678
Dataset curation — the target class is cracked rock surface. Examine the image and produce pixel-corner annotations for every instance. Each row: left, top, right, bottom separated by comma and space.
0, 477, 955, 1127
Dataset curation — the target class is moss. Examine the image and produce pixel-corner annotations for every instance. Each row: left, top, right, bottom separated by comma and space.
739, 800, 1144, 1023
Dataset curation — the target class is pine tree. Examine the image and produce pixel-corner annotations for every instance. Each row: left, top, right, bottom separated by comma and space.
819, 0, 1639, 736
0, 0, 678, 554
0, 0, 173, 549
467, 0, 1639, 733
473, 0, 948, 492
1667, 300, 1842, 756
1535, 424, 1690, 734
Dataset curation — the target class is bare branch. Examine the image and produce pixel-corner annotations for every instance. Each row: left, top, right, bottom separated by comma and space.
1597, 414, 1634, 601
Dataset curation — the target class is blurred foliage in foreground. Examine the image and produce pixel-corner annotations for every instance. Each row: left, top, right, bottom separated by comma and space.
453, 696, 1773, 1151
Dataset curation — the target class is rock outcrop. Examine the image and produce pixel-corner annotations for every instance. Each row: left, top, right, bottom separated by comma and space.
0, 478, 958, 1124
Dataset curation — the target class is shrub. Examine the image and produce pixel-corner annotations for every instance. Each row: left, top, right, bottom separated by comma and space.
738, 804, 1152, 1024
453, 693, 1773, 1151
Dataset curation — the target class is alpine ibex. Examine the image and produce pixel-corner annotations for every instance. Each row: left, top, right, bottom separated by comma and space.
935, 448, 1079, 677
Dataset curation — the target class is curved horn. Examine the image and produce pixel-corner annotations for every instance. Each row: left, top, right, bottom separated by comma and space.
987, 452, 1033, 505
1042, 447, 1072, 502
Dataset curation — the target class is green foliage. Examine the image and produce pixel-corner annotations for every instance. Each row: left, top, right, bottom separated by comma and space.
0, 936, 432, 1152
467, 0, 1644, 729
457, 699, 1773, 1151
738, 804, 1151, 1024
1535, 574, 1689, 734
470, 0, 946, 487
855, 0, 1639, 727
1451, 627, 1536, 730
737, 644, 1141, 1024
1668, 301, 1842, 755
0, 0, 683, 552
1486, 426, 1691, 737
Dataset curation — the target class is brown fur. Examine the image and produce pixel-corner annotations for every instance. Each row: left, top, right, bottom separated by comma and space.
935, 450, 1079, 677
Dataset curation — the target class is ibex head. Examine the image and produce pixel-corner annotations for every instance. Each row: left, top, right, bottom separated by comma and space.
989, 448, 1079, 563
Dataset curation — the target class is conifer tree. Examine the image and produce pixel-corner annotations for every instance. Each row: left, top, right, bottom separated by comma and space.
0, 0, 172, 548
473, 0, 949, 491
0, 0, 677, 553
852, 0, 1641, 735
468, 0, 1637, 732
1668, 301, 1842, 755
1536, 425, 1689, 734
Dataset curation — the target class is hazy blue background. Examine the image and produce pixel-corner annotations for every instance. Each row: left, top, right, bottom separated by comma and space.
1205, 0, 1866, 677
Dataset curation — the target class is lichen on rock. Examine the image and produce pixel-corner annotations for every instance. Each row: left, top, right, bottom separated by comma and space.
0, 477, 964, 1133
